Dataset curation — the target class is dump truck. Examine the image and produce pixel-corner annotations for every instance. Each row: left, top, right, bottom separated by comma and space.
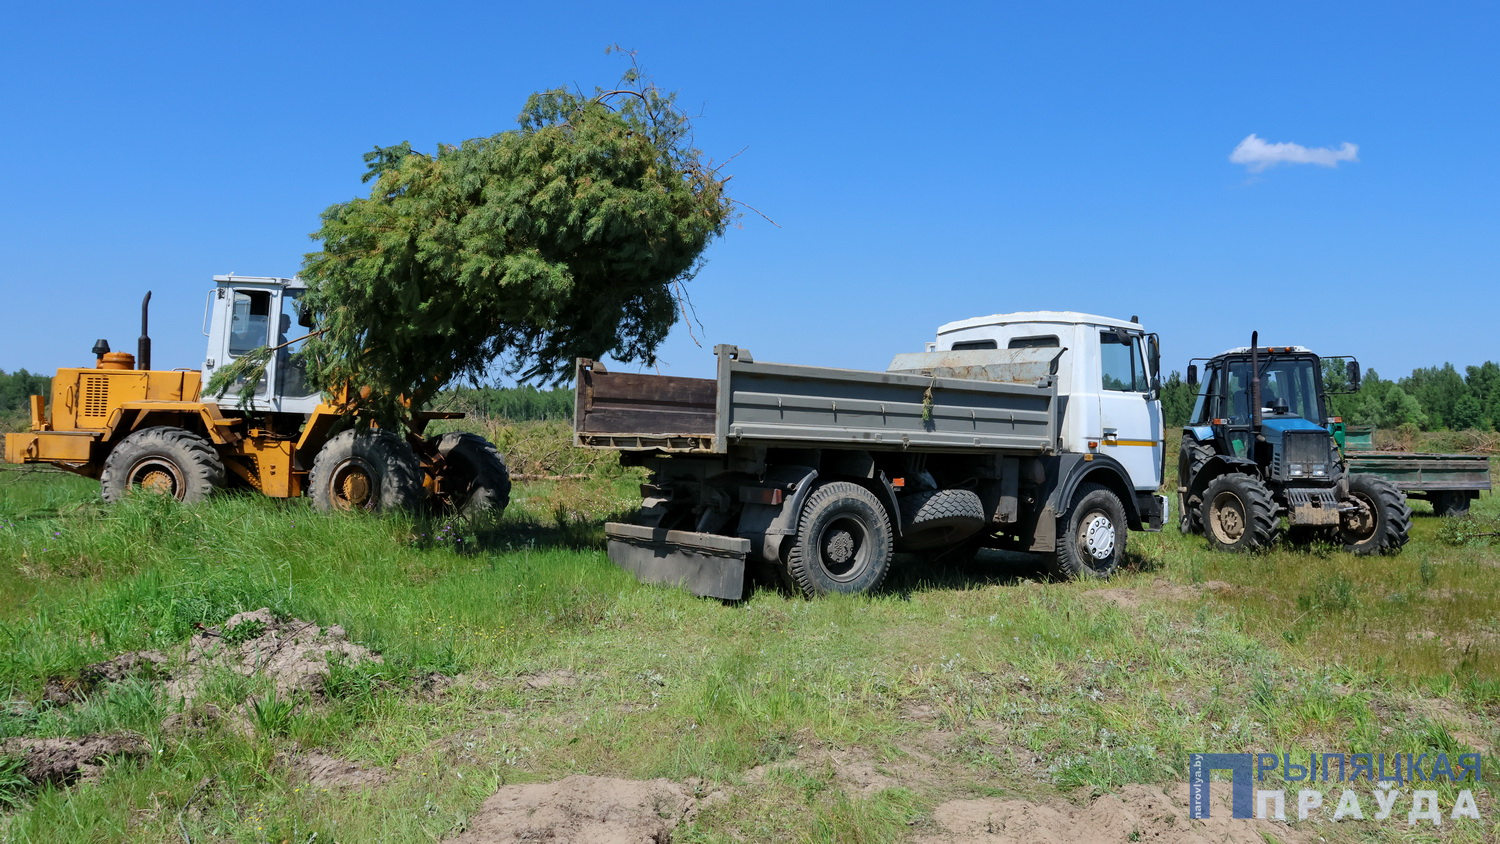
3, 275, 509, 514
1336, 425, 1492, 516
574, 311, 1168, 599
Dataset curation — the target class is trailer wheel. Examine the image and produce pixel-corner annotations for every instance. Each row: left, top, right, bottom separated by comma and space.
1178, 439, 1213, 535
1430, 491, 1471, 518
786, 482, 893, 597
897, 489, 986, 550
1201, 473, 1278, 553
100, 427, 225, 503
429, 432, 511, 518
1340, 474, 1412, 555
1052, 482, 1127, 579
309, 429, 420, 513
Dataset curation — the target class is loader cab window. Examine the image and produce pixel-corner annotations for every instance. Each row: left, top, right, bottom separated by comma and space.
1100, 331, 1147, 392
228, 290, 273, 356
277, 291, 314, 397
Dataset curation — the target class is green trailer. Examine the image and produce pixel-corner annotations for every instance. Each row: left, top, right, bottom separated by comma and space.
1336, 424, 1492, 517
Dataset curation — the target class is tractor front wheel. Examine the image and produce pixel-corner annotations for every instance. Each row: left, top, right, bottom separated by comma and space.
308, 429, 421, 513
100, 427, 225, 503
1340, 474, 1412, 555
1201, 473, 1279, 553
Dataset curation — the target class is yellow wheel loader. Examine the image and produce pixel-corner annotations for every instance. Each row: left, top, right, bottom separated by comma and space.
4, 275, 509, 515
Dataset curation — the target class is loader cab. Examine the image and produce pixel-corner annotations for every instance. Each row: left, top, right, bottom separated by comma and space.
203, 275, 319, 415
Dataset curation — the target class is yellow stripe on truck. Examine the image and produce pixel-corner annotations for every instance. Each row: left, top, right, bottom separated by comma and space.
1104, 440, 1159, 447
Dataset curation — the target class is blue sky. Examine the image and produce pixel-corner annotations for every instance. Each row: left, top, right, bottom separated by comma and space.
1, 1, 1495, 383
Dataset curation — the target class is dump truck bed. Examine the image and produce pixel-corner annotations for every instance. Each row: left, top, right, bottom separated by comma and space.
575, 345, 1058, 456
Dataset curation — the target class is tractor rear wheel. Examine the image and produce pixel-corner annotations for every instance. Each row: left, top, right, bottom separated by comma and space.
1340, 474, 1412, 555
1178, 439, 1213, 535
1201, 473, 1278, 552
1051, 482, 1127, 580
785, 482, 893, 598
429, 432, 511, 519
308, 429, 421, 513
100, 427, 225, 503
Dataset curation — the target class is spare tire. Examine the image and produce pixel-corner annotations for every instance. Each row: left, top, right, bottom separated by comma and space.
897, 489, 986, 551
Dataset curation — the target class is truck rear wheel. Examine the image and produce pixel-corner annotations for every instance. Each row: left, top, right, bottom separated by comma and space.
430, 432, 511, 518
308, 429, 420, 513
1052, 482, 1127, 579
897, 489, 986, 550
1341, 474, 1412, 555
786, 482, 893, 597
100, 427, 225, 504
1202, 473, 1278, 553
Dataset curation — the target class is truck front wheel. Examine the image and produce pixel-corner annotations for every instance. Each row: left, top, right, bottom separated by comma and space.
1052, 482, 1127, 579
308, 429, 421, 513
100, 427, 225, 504
1341, 474, 1412, 555
786, 482, 893, 598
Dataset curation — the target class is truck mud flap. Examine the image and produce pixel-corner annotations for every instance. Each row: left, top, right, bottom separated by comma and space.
605, 522, 749, 601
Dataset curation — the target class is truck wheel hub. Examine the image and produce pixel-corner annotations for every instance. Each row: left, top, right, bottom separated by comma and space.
824, 529, 856, 564
1081, 514, 1115, 559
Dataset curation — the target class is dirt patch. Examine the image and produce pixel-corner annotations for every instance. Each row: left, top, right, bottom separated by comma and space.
917, 781, 1308, 844
520, 669, 580, 690
0, 732, 150, 786
1084, 579, 1236, 610
450, 775, 696, 844
278, 750, 389, 790
42, 651, 166, 706
164, 608, 381, 704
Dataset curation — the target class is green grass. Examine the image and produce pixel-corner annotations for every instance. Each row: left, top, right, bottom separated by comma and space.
0, 434, 1497, 842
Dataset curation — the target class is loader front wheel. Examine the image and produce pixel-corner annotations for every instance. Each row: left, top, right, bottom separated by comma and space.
101, 427, 225, 504
309, 429, 420, 513
429, 432, 511, 519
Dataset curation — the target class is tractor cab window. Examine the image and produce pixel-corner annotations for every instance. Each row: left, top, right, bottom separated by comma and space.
1190, 364, 1218, 424
228, 290, 273, 356
1100, 331, 1147, 392
1225, 357, 1322, 423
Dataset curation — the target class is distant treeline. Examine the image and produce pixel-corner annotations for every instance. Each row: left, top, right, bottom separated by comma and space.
0, 369, 50, 415
1159, 361, 1500, 431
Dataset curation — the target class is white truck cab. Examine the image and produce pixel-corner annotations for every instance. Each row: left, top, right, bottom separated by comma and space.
931, 310, 1165, 497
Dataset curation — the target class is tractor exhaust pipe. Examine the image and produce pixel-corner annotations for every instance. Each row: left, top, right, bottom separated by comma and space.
1250, 330, 1261, 434
138, 291, 152, 371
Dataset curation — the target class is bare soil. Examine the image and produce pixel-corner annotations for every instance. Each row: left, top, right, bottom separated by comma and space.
917, 781, 1310, 844
449, 774, 697, 844
0, 733, 150, 786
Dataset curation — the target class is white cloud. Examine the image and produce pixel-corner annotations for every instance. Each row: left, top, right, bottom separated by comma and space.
1229, 134, 1360, 172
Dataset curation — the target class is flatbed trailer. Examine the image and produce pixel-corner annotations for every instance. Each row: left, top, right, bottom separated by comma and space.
1338, 426, 1491, 516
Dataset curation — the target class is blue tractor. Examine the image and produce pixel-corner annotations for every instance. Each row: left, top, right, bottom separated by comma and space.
1179, 333, 1410, 554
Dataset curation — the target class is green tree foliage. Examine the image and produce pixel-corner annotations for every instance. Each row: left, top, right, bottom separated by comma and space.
235, 52, 735, 425
0, 369, 50, 414
1400, 364, 1468, 430
442, 385, 575, 422
1159, 371, 1195, 427
1464, 361, 1500, 431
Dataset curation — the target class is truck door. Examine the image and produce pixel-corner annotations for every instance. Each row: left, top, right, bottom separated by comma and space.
1097, 330, 1162, 490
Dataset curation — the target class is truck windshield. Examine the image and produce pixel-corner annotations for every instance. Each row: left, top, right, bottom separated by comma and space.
1225, 357, 1321, 423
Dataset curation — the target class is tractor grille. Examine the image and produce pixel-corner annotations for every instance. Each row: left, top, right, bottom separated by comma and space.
81, 376, 112, 422
1277, 430, 1334, 482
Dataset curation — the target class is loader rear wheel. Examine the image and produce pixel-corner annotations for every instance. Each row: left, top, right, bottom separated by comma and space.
786, 482, 893, 598
1052, 482, 1127, 580
897, 489, 986, 550
1202, 473, 1278, 553
429, 432, 511, 519
309, 429, 420, 513
1340, 474, 1412, 555
101, 427, 225, 504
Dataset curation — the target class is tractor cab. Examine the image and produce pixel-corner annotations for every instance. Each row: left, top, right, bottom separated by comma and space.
1186, 345, 1338, 467
202, 275, 319, 414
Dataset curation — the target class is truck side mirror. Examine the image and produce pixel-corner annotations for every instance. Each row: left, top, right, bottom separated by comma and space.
1187, 364, 1198, 388
1147, 334, 1161, 391
1346, 360, 1361, 390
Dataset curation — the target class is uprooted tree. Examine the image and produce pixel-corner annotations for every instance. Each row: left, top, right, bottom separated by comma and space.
211, 54, 735, 424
